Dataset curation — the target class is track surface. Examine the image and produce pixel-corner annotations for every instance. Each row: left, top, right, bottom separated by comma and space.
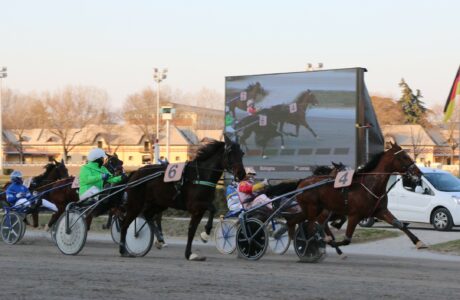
1, 233, 460, 300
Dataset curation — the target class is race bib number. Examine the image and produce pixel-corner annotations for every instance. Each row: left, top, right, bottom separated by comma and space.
164, 163, 186, 182
240, 91, 247, 101
289, 103, 297, 113
23, 177, 32, 188
259, 115, 267, 126
71, 177, 80, 189
334, 170, 354, 188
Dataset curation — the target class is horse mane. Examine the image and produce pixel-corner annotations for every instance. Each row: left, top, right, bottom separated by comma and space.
312, 165, 333, 175
293, 90, 311, 103
357, 151, 385, 173
195, 140, 225, 161
33, 163, 56, 182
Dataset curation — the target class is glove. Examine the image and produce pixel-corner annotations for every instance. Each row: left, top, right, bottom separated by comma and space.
101, 173, 110, 181
121, 173, 128, 181
16, 192, 24, 198
262, 179, 269, 186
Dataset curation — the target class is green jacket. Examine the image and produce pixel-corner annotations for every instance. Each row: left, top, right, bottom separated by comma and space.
78, 161, 122, 196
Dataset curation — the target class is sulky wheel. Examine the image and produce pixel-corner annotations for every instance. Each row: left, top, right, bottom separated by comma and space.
268, 219, 291, 255
126, 216, 153, 257
110, 216, 121, 245
214, 219, 238, 255
55, 209, 87, 255
236, 218, 268, 260
294, 221, 326, 263
1, 212, 25, 245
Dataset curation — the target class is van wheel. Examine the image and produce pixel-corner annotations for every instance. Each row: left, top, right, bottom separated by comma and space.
359, 217, 375, 228
431, 208, 453, 231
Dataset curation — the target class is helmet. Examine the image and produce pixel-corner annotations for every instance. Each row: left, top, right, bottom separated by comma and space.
88, 148, 107, 162
10, 170, 23, 183
244, 167, 256, 176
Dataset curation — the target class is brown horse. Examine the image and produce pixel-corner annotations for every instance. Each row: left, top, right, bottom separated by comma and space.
119, 136, 246, 260
295, 142, 427, 254
227, 82, 267, 119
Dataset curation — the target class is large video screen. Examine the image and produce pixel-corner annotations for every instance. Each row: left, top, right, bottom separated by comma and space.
225, 69, 357, 179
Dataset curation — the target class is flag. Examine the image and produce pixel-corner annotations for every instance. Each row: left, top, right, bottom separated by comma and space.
443, 66, 460, 122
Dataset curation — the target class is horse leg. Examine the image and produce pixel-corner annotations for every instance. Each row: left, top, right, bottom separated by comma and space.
119, 208, 140, 257
317, 210, 344, 256
330, 214, 360, 247
185, 210, 206, 261
32, 211, 39, 228
200, 203, 216, 243
103, 209, 113, 230
374, 208, 427, 249
47, 207, 64, 229
85, 214, 94, 231
302, 121, 318, 138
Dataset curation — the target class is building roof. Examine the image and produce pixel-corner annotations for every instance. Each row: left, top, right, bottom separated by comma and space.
382, 125, 439, 146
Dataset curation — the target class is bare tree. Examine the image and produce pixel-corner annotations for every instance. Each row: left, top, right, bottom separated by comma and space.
45, 86, 105, 162
2, 90, 48, 163
122, 87, 172, 162
409, 126, 427, 161
98, 108, 122, 153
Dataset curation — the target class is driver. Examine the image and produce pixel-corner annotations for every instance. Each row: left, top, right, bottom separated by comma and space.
237, 167, 271, 211
79, 148, 123, 201
6, 170, 58, 212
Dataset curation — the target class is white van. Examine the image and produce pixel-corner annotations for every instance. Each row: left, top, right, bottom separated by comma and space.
360, 167, 460, 231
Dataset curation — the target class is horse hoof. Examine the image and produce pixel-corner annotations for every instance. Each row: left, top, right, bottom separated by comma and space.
189, 253, 206, 261
416, 241, 428, 249
200, 232, 210, 243
339, 253, 348, 260
262, 155, 268, 159
154, 240, 164, 249
44, 224, 50, 232
120, 252, 136, 258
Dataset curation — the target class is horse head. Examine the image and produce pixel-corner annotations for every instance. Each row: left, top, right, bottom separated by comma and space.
105, 153, 124, 175
296, 89, 319, 107
224, 134, 246, 181
247, 82, 267, 101
386, 142, 422, 181
30, 159, 69, 189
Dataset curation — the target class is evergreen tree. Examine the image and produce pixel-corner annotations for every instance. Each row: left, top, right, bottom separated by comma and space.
398, 78, 427, 124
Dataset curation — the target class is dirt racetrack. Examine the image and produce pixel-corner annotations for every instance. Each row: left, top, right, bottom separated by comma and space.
1, 234, 460, 300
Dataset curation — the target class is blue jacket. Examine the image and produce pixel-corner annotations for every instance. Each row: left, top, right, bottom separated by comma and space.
6, 182, 32, 205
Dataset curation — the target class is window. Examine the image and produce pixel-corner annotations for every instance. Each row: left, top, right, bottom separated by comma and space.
144, 141, 150, 152
66, 156, 72, 162
82, 155, 87, 162
97, 141, 103, 148
175, 156, 180, 161
128, 156, 133, 161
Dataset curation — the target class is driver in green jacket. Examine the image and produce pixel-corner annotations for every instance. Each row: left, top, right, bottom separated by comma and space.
79, 148, 123, 200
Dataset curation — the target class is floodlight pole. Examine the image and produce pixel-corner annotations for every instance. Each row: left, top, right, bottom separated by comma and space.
153, 68, 167, 164
0, 66, 7, 175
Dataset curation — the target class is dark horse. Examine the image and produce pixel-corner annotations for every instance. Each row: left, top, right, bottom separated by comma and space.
295, 142, 427, 251
22, 160, 70, 228
236, 90, 319, 158
227, 82, 267, 119
119, 135, 246, 260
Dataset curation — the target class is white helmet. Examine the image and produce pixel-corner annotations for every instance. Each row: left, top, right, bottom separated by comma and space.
245, 167, 256, 175
88, 148, 107, 162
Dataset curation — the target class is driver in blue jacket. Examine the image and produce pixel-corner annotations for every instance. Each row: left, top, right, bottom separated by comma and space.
6, 170, 58, 212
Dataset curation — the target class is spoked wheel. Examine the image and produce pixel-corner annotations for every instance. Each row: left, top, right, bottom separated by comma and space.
55, 209, 87, 255
214, 219, 238, 255
268, 219, 291, 255
1, 212, 25, 245
294, 221, 326, 263
126, 216, 153, 257
236, 218, 268, 260
110, 217, 121, 245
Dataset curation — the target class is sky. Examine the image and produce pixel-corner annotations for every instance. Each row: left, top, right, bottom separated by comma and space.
1, 0, 459, 110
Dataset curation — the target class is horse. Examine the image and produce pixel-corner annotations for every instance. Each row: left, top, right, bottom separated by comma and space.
227, 82, 267, 119
18, 160, 70, 228
119, 135, 246, 260
295, 142, 427, 252
235, 90, 318, 158
267, 89, 319, 138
